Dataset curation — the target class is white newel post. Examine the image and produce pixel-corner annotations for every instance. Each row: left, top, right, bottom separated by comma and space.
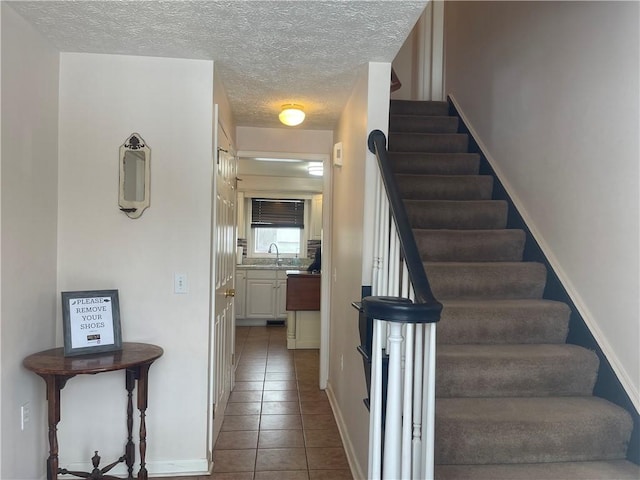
383, 321, 404, 479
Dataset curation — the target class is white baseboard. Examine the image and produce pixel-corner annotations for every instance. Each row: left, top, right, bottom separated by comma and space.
449, 93, 640, 412
326, 381, 366, 480
236, 318, 267, 326
59, 458, 209, 478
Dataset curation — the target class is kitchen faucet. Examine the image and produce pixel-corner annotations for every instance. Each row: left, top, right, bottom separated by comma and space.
268, 242, 280, 265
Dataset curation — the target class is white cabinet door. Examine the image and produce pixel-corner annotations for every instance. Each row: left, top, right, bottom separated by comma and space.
276, 279, 288, 318
235, 270, 246, 319
246, 278, 277, 319
310, 194, 323, 240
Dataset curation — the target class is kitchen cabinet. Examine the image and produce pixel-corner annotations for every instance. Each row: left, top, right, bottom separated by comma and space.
244, 269, 287, 320
285, 271, 321, 349
309, 194, 323, 241
235, 269, 246, 319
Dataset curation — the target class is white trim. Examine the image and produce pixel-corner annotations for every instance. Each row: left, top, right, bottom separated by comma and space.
59, 459, 209, 478
319, 152, 332, 389
449, 93, 640, 412
416, 2, 445, 101
326, 381, 365, 480
237, 150, 327, 162
236, 318, 268, 326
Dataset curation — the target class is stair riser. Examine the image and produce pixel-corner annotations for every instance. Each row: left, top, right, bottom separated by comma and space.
397, 175, 493, 201
436, 398, 634, 465
435, 461, 640, 480
390, 100, 449, 116
436, 345, 599, 397
389, 133, 469, 153
437, 300, 570, 344
390, 115, 459, 133
425, 262, 547, 300
415, 229, 525, 262
389, 153, 480, 175
406, 200, 508, 230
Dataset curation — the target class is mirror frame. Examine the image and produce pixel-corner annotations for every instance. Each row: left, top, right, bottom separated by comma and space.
119, 133, 150, 219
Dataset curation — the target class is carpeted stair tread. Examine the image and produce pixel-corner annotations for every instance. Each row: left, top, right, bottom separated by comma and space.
435, 397, 634, 465
389, 132, 469, 153
381, 99, 638, 474
389, 152, 480, 175
425, 262, 547, 300
390, 114, 459, 133
437, 299, 570, 345
405, 199, 508, 229
435, 460, 640, 480
397, 174, 493, 200
390, 99, 449, 116
436, 344, 598, 397
415, 229, 525, 262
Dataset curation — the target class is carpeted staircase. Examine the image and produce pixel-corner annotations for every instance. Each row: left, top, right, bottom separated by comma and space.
387, 99, 640, 479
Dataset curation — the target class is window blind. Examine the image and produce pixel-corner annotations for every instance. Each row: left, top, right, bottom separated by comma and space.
251, 198, 304, 228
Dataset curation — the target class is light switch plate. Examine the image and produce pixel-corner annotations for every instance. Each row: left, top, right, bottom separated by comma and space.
333, 142, 343, 167
174, 273, 188, 294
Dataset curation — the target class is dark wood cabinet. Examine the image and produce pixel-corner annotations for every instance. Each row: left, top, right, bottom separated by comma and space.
286, 272, 321, 311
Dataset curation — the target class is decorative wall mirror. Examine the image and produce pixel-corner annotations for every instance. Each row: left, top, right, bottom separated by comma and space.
119, 133, 150, 219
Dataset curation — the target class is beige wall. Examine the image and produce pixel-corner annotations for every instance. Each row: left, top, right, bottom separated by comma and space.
1, 5, 60, 478
328, 62, 390, 478
56, 53, 216, 474
445, 1, 639, 408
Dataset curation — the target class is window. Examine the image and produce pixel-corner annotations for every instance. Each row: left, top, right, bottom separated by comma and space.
250, 199, 305, 256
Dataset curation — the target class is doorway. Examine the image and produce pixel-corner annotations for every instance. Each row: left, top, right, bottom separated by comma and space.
234, 151, 331, 388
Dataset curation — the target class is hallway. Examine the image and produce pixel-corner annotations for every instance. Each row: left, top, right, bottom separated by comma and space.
210, 326, 352, 479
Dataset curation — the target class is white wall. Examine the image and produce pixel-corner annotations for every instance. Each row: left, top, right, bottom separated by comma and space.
445, 1, 639, 407
392, 2, 445, 102
238, 175, 323, 194
328, 62, 390, 479
214, 66, 236, 148
1, 5, 60, 478
56, 53, 214, 474
391, 28, 417, 101
236, 126, 333, 155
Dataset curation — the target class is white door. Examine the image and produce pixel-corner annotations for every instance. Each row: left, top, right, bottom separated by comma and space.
208, 107, 238, 455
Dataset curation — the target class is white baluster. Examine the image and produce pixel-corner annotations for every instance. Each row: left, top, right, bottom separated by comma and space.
368, 318, 384, 479
421, 322, 436, 480
401, 323, 415, 478
383, 322, 404, 479
412, 324, 424, 479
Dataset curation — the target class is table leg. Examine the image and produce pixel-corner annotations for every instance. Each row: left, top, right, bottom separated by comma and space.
42, 375, 65, 480
136, 364, 151, 480
125, 369, 136, 479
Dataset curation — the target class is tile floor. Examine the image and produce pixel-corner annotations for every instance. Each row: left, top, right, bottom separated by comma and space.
156, 325, 353, 480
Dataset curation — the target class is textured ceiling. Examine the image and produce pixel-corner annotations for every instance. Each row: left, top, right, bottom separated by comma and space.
8, 0, 427, 130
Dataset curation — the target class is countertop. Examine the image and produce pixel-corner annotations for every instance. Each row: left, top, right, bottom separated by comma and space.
285, 270, 321, 277
236, 264, 293, 270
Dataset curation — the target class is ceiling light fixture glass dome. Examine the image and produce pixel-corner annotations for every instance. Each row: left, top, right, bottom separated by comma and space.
279, 104, 305, 126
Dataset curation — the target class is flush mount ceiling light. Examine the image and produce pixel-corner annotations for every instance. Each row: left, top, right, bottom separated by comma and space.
279, 104, 305, 126
308, 162, 323, 176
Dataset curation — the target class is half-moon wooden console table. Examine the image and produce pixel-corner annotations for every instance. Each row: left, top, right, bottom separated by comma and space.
23, 342, 163, 480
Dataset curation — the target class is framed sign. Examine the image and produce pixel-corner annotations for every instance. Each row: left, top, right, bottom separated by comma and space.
61, 290, 122, 357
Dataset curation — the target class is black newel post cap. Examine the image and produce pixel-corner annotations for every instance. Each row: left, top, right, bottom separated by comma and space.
362, 296, 441, 324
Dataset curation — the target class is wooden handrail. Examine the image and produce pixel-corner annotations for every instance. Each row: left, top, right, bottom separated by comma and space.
367, 129, 442, 322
